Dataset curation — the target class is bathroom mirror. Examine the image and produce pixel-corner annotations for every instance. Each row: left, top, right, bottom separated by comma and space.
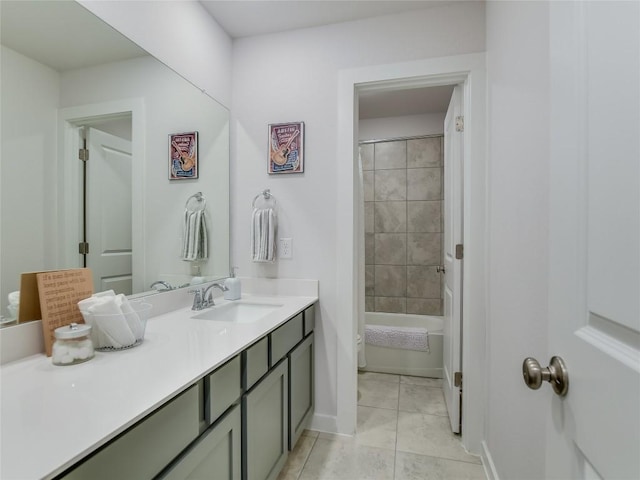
0, 0, 230, 326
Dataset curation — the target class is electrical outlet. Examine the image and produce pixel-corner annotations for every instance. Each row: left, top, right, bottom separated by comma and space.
279, 238, 292, 259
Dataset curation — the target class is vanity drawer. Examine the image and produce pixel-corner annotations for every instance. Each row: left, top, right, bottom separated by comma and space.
243, 336, 269, 391
303, 304, 315, 336
208, 355, 241, 424
270, 313, 303, 367
62, 383, 201, 480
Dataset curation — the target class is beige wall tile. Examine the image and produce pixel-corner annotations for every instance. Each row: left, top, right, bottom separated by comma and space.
375, 233, 407, 265
406, 298, 443, 316
363, 171, 374, 202
407, 233, 441, 265
365, 265, 375, 296
375, 169, 407, 201
407, 266, 440, 298
365, 233, 375, 264
359, 143, 374, 171
375, 140, 406, 170
407, 201, 441, 233
407, 168, 442, 201
365, 202, 374, 233
375, 265, 406, 297
375, 202, 407, 233
374, 296, 407, 313
407, 137, 441, 168
365, 296, 375, 312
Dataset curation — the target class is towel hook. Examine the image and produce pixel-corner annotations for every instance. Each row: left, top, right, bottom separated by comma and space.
185, 192, 206, 212
252, 189, 277, 209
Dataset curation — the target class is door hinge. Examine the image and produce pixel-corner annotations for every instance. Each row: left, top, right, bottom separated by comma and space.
454, 371, 463, 387
455, 116, 464, 132
455, 244, 464, 259
79, 148, 89, 162
78, 242, 89, 254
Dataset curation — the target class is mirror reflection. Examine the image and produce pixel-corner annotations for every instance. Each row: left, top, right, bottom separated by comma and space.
0, 1, 230, 326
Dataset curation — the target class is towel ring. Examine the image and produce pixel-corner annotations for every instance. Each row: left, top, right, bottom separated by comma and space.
252, 189, 277, 209
185, 192, 206, 212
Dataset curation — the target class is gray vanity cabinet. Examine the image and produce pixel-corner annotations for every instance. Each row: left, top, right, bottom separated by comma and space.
161, 404, 241, 480
60, 383, 202, 480
288, 332, 314, 450
56, 303, 316, 480
242, 359, 289, 480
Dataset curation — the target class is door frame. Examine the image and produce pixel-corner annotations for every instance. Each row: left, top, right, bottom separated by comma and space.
57, 98, 145, 293
335, 53, 487, 453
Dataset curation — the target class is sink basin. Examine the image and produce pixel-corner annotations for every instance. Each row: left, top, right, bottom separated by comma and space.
192, 302, 282, 323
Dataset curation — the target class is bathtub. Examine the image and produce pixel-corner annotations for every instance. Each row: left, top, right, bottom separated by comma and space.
362, 312, 443, 378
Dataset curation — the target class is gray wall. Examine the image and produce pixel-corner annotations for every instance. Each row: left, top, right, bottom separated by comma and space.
362, 137, 444, 316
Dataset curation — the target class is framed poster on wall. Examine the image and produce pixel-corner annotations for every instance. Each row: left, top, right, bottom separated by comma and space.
268, 122, 304, 174
169, 131, 198, 179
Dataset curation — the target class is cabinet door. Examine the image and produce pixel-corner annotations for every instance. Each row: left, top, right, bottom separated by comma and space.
242, 360, 288, 480
288, 333, 314, 450
161, 405, 241, 480
61, 383, 201, 480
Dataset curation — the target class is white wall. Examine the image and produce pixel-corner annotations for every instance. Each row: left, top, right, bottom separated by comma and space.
0, 46, 60, 311
59, 56, 230, 290
358, 113, 445, 141
231, 2, 485, 430
77, 0, 233, 108
484, 1, 550, 478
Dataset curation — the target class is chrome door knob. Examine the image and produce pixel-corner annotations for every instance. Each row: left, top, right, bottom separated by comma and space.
522, 356, 569, 397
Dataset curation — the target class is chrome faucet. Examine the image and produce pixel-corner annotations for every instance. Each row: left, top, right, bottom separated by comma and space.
190, 282, 228, 310
150, 280, 173, 291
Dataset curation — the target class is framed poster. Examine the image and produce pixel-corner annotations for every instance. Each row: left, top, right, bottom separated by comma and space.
268, 122, 304, 174
169, 131, 198, 179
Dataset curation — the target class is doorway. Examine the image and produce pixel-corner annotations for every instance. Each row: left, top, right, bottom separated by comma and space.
335, 53, 487, 455
58, 99, 145, 294
81, 122, 133, 294
356, 82, 464, 436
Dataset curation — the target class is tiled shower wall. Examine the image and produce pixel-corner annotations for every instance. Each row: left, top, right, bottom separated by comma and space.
361, 137, 444, 316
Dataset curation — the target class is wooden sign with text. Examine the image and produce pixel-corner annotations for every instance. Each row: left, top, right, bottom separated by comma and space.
36, 269, 93, 356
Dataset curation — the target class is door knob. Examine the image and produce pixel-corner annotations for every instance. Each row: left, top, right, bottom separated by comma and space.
522, 356, 569, 397
436, 265, 446, 273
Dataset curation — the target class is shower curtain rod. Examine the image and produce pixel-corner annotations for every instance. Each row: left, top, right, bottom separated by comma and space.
358, 133, 443, 145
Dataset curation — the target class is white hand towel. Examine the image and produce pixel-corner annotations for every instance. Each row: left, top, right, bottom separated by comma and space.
89, 298, 137, 348
116, 294, 144, 340
251, 207, 277, 262
182, 209, 209, 261
268, 208, 276, 260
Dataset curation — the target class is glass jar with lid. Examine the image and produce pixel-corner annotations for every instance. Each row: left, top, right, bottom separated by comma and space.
52, 323, 95, 366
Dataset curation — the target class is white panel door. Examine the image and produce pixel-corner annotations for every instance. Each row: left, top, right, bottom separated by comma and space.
547, 2, 639, 478
86, 128, 133, 294
443, 85, 463, 434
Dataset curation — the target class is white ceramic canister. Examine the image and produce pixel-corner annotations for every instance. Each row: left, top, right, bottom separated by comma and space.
52, 323, 95, 366
224, 267, 241, 300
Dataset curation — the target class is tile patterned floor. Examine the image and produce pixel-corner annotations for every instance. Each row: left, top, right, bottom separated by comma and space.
278, 372, 486, 480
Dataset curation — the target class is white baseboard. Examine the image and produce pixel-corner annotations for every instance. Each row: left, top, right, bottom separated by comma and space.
309, 413, 338, 434
481, 441, 499, 480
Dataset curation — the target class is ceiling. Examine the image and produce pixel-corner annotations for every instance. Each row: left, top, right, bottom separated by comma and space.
200, 1, 451, 39
0, 1, 147, 72
359, 85, 455, 119
200, 0, 457, 117
1, 0, 456, 117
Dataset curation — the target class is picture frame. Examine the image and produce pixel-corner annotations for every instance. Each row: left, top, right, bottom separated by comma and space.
268, 122, 304, 174
169, 131, 198, 180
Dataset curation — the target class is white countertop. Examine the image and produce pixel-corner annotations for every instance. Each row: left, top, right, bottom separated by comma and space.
0, 293, 317, 479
